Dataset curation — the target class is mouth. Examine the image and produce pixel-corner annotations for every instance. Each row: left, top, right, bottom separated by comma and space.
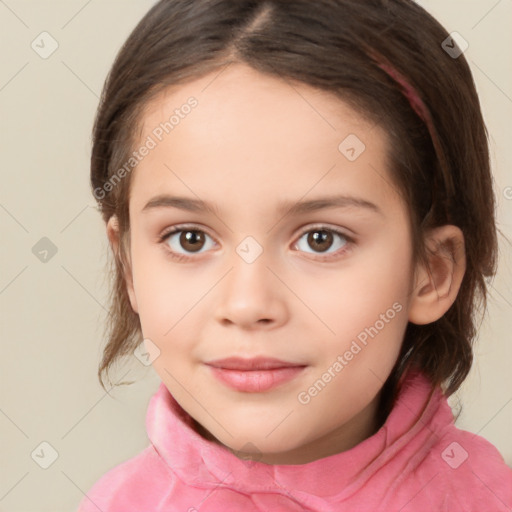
205, 356, 305, 371
204, 357, 308, 392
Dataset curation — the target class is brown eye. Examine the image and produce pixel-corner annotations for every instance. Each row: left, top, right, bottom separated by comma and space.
161, 227, 215, 257
179, 230, 206, 253
295, 226, 351, 259
307, 230, 334, 253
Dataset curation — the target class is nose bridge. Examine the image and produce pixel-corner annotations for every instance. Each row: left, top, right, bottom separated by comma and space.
226, 234, 272, 296
215, 234, 287, 326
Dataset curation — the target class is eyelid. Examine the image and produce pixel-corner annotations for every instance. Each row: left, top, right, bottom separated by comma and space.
158, 223, 216, 242
295, 222, 356, 241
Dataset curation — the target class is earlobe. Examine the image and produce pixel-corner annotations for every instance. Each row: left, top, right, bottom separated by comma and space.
106, 215, 120, 255
106, 216, 138, 314
408, 225, 466, 325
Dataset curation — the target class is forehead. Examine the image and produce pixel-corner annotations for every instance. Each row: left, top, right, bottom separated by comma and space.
140, 63, 375, 142
129, 63, 399, 216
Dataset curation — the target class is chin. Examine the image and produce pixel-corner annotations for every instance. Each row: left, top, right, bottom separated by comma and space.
213, 427, 302, 458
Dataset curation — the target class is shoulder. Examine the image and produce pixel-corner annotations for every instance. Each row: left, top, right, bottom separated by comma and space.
421, 426, 512, 511
77, 445, 174, 512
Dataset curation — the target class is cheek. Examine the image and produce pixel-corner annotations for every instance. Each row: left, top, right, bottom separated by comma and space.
294, 239, 411, 370
131, 248, 212, 364
129, 246, 182, 336
301, 241, 411, 332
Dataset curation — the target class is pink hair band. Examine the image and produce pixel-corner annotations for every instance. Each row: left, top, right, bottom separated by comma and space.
371, 55, 430, 125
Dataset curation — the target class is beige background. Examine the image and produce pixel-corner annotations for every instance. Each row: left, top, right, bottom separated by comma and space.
0, 1, 511, 511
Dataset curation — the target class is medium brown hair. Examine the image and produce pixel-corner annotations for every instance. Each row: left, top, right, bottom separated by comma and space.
90, 0, 499, 424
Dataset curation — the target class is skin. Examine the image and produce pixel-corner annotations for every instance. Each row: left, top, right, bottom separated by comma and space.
107, 63, 466, 465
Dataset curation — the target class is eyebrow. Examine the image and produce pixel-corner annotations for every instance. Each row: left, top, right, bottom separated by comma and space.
141, 194, 383, 217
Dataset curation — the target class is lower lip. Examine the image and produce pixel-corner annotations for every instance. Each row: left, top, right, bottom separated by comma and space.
207, 366, 306, 392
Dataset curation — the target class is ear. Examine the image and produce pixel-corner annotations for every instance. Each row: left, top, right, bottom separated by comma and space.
106, 215, 138, 314
408, 225, 466, 325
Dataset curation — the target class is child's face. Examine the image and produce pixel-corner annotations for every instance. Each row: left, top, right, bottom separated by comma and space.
120, 63, 416, 464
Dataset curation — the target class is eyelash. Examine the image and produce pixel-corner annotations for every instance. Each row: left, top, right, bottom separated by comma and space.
157, 224, 355, 263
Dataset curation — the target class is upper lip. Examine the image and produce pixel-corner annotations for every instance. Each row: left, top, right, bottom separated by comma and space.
205, 357, 306, 371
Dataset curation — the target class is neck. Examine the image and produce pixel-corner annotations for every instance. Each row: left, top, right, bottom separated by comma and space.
191, 389, 385, 465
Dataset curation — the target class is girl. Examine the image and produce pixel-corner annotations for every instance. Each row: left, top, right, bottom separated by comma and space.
79, 0, 512, 510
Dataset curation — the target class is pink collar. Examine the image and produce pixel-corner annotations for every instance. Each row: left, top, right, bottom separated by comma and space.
146, 368, 451, 501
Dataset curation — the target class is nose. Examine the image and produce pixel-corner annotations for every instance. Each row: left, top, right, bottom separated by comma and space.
214, 250, 288, 330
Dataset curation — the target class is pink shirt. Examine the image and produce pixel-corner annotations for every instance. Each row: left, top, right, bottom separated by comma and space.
78, 369, 512, 511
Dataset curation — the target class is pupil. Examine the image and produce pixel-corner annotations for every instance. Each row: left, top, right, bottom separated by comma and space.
182, 231, 204, 252
309, 231, 332, 253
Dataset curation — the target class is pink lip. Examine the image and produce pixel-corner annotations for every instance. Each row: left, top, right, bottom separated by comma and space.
206, 356, 303, 371
205, 357, 307, 392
